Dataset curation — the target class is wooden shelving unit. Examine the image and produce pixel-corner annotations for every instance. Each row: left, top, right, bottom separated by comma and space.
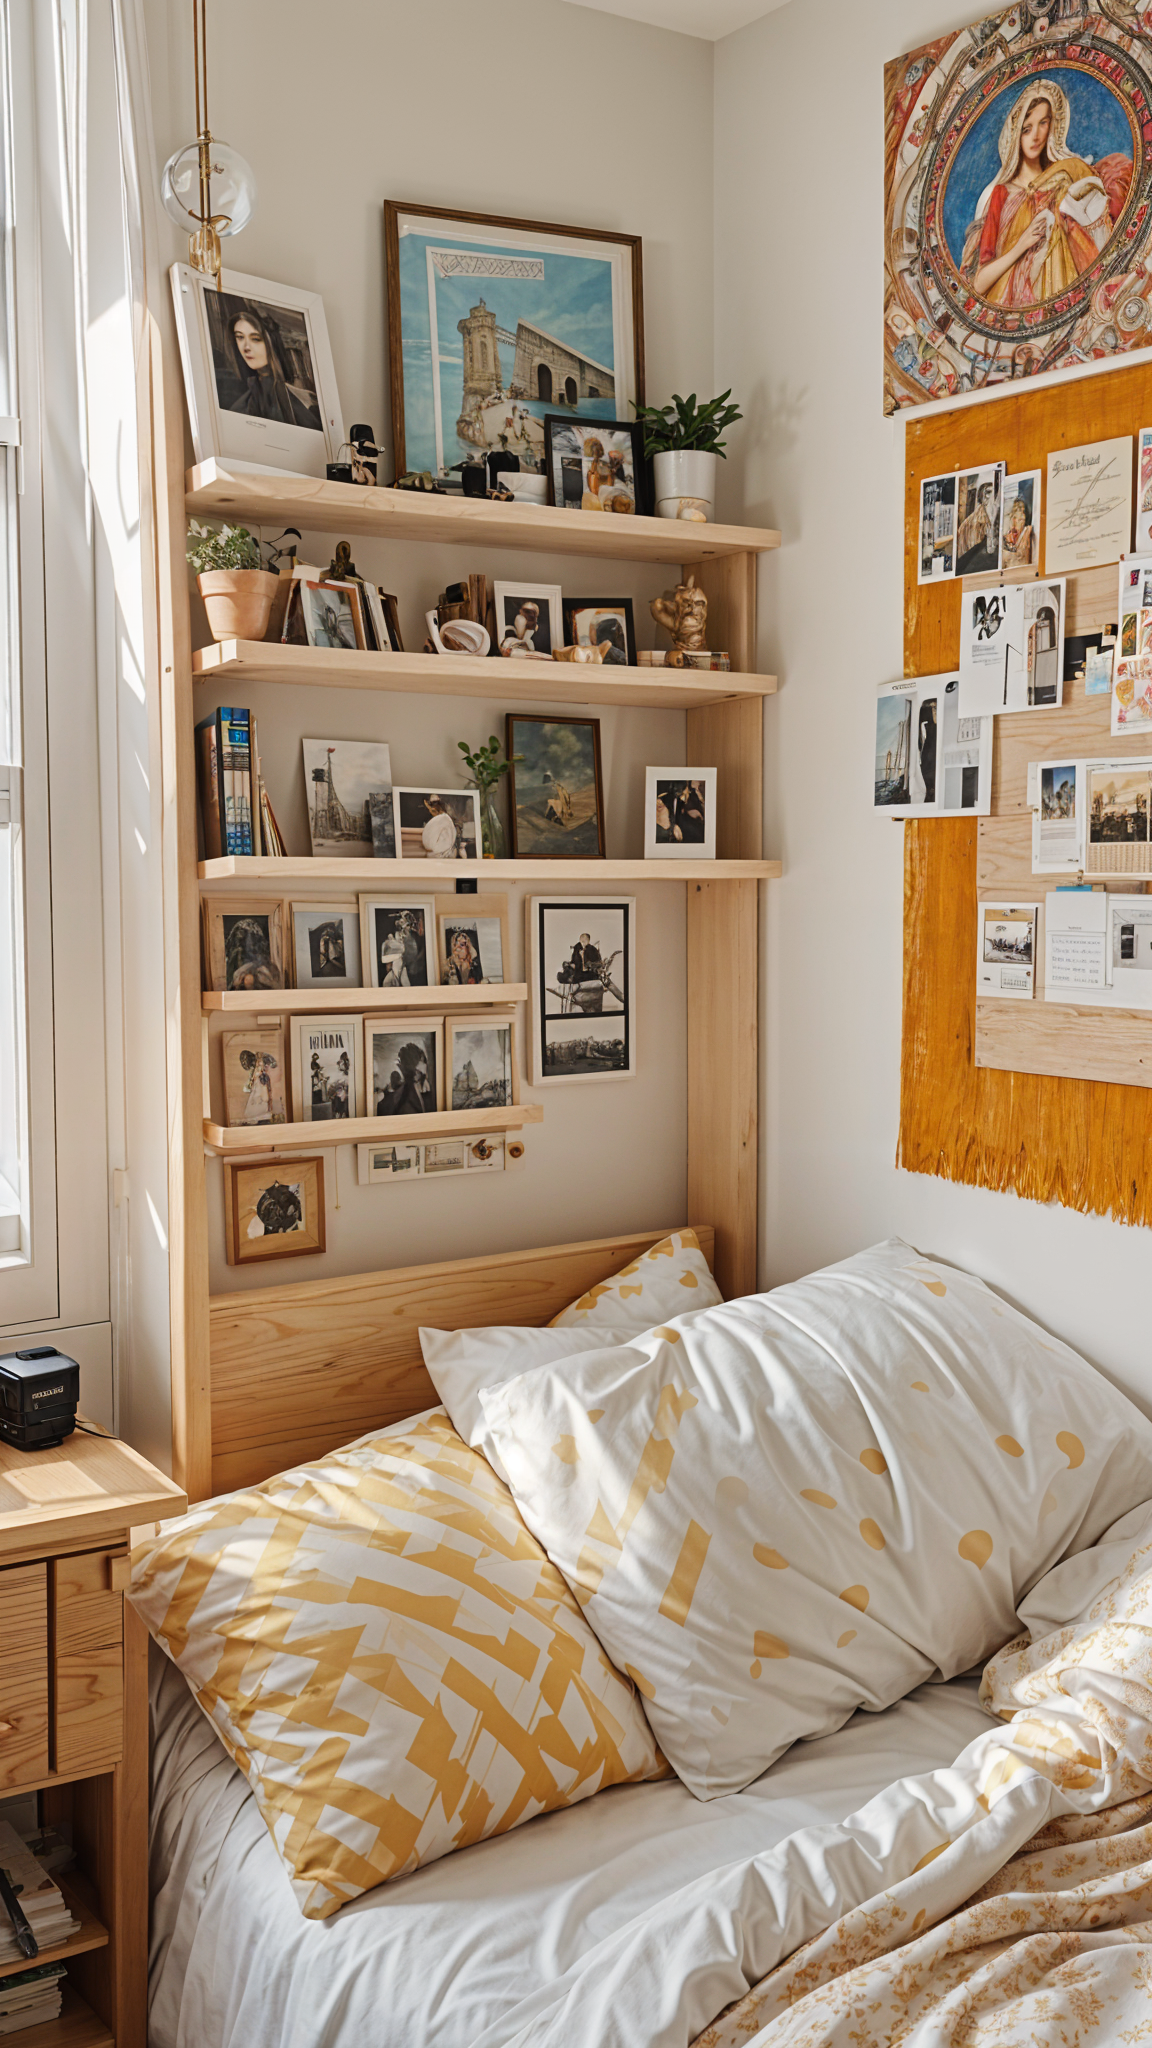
203, 1102, 544, 1156
16, 1985, 114, 2047
203, 983, 528, 1015
0, 1882, 108, 1983
160, 426, 780, 1504
192, 640, 777, 711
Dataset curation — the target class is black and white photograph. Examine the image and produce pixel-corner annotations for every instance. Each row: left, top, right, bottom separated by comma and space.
917, 472, 957, 583
170, 263, 344, 475
873, 675, 991, 818
543, 417, 643, 514
448, 1020, 514, 1110
300, 581, 366, 652
529, 896, 635, 1085
359, 898, 435, 990
369, 790, 396, 859
292, 1016, 364, 1121
958, 581, 1066, 719
202, 896, 287, 993
423, 1140, 467, 1176
366, 1143, 422, 1184
644, 767, 716, 859
366, 1020, 442, 1117
291, 902, 362, 991
563, 599, 636, 666
976, 903, 1037, 1002
437, 898, 507, 984
302, 739, 393, 858
393, 788, 479, 860
493, 583, 564, 660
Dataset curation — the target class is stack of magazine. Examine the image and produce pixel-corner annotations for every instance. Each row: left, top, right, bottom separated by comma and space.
0, 1960, 66, 2034
0, 1820, 79, 1963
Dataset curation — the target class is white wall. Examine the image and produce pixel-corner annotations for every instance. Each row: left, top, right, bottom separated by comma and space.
715, 0, 1152, 1413
142, 0, 715, 1292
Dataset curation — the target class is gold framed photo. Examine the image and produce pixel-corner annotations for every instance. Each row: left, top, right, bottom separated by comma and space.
365, 1016, 444, 1117
201, 897, 288, 993
223, 1154, 326, 1266
446, 1013, 518, 1110
436, 895, 509, 986
221, 1028, 288, 1127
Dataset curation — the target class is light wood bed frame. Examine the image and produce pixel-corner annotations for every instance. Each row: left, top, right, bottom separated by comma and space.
201, 1224, 715, 1500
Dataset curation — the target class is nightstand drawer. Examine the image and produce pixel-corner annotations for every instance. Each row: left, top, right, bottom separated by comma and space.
0, 1560, 49, 1787
52, 1550, 124, 1773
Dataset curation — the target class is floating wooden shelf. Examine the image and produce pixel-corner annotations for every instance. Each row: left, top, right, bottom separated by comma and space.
0, 1882, 109, 1985
199, 855, 781, 886
192, 638, 777, 710
185, 460, 782, 565
204, 983, 527, 1015
204, 1103, 544, 1155
4, 1984, 114, 2047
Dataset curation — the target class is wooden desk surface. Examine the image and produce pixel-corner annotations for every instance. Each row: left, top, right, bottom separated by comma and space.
0, 1423, 186, 1558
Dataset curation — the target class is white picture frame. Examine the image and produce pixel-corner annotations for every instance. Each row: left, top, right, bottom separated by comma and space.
364, 1016, 444, 1117
290, 901, 362, 991
392, 787, 481, 861
446, 1014, 519, 1110
527, 895, 635, 1085
290, 1013, 366, 1123
358, 897, 437, 990
493, 582, 564, 660
644, 767, 717, 859
170, 261, 345, 477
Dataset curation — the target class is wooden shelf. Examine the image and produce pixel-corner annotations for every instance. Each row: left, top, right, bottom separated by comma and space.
2, 1985, 113, 2047
0, 1882, 109, 1984
200, 855, 781, 886
204, 1103, 544, 1155
204, 983, 527, 1015
185, 460, 782, 564
192, 639, 777, 710
0, 1427, 186, 1553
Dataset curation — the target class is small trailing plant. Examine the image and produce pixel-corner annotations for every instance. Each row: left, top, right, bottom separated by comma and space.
631, 388, 743, 461
186, 518, 262, 574
456, 733, 521, 796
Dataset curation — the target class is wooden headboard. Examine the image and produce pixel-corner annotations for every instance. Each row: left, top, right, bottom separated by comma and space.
202, 1225, 715, 1499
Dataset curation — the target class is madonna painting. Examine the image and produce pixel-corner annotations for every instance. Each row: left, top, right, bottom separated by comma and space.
885, 5, 1152, 414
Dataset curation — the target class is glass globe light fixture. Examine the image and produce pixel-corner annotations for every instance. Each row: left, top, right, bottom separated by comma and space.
160, 0, 256, 290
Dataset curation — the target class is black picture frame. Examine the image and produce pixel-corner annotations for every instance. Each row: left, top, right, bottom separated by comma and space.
562, 597, 637, 667
543, 415, 647, 517
506, 713, 606, 860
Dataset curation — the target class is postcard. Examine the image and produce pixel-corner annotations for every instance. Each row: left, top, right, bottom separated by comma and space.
1045, 435, 1132, 577
874, 675, 991, 816
999, 469, 1041, 573
1085, 758, 1152, 880
917, 472, 957, 584
976, 902, 1037, 1001
1112, 555, 1152, 735
302, 738, 392, 858
957, 580, 1065, 718
1044, 888, 1106, 1001
953, 463, 1004, 577
1107, 895, 1152, 1009
1138, 429, 1152, 553
1031, 761, 1083, 874
1086, 647, 1115, 698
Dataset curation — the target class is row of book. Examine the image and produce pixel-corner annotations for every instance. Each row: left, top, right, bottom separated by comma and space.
0, 1819, 78, 2031
195, 707, 286, 860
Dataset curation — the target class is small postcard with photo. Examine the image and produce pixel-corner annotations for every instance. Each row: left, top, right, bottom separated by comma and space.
368, 1141, 423, 1184
1032, 764, 1082, 874
562, 598, 636, 666
873, 676, 990, 817
467, 1136, 504, 1171
369, 790, 396, 858
1139, 430, 1152, 553
1111, 561, 1152, 735
438, 896, 507, 985
291, 902, 361, 990
202, 896, 287, 992
448, 1019, 514, 1111
918, 472, 957, 583
221, 1028, 287, 1128
1000, 470, 1041, 572
301, 581, 366, 651
976, 902, 1037, 1001
954, 463, 1003, 577
423, 1139, 467, 1176
493, 582, 563, 660
542, 1015, 631, 1079
393, 787, 480, 860
359, 897, 435, 988
367, 1019, 442, 1117
292, 1016, 363, 1122
507, 714, 605, 858
644, 766, 716, 858
1086, 762, 1152, 876
958, 581, 1064, 718
224, 1155, 325, 1267
302, 739, 392, 857
544, 417, 642, 515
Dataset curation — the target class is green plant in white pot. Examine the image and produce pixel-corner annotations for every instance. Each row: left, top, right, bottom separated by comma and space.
632, 389, 743, 522
187, 519, 280, 643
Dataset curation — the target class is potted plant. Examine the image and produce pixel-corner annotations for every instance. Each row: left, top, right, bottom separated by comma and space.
632, 389, 743, 522
457, 734, 521, 859
187, 519, 281, 642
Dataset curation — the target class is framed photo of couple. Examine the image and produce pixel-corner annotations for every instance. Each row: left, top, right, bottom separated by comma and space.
643, 767, 717, 859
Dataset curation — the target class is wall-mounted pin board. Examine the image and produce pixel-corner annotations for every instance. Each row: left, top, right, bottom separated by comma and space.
899, 359, 1152, 1225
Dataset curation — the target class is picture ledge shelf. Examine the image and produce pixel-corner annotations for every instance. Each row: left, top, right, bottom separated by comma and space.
192, 639, 778, 711
185, 459, 782, 565
203, 984, 528, 1015
204, 1103, 544, 1155
198, 856, 782, 885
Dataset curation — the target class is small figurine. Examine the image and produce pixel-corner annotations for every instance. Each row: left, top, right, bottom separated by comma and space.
327, 540, 360, 582
552, 643, 605, 664
650, 570, 709, 652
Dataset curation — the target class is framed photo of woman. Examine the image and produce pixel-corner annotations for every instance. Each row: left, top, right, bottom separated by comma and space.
170, 262, 345, 476
436, 896, 509, 985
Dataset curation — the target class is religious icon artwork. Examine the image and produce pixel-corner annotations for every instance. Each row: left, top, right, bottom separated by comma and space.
885, 6, 1152, 415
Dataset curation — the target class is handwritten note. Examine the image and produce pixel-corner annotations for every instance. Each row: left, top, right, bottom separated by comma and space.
1045, 436, 1133, 577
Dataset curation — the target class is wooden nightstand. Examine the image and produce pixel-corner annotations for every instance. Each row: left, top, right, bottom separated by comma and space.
0, 1423, 186, 2048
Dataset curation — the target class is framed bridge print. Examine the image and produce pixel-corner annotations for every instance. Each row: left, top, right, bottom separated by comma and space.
528, 896, 635, 1085
383, 200, 644, 482
885, 6, 1152, 415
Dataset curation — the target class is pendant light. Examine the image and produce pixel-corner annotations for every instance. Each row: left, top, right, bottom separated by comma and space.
160, 0, 256, 290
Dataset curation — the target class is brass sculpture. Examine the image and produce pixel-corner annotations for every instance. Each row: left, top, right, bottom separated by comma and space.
650, 570, 708, 652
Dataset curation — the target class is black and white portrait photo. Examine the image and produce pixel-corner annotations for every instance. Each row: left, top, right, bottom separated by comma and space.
529, 895, 635, 1085
362, 901, 433, 989
494, 582, 563, 660
644, 766, 717, 860
292, 904, 361, 991
369, 1023, 441, 1117
205, 290, 322, 429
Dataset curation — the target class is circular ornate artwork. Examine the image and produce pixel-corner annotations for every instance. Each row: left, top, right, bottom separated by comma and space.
885, 4, 1152, 413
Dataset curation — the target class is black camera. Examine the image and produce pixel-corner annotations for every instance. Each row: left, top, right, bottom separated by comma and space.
0, 1347, 81, 1451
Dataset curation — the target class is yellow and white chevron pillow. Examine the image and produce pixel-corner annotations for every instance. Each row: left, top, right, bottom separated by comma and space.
129, 1408, 664, 1918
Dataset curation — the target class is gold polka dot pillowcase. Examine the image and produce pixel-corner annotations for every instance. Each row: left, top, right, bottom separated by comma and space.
479, 1239, 1152, 1801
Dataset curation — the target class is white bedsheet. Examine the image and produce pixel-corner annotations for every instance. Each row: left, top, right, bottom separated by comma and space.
148, 1649, 993, 2048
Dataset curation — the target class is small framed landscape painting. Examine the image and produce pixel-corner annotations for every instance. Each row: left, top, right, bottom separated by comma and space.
506, 714, 605, 859
223, 1155, 326, 1267
644, 767, 717, 859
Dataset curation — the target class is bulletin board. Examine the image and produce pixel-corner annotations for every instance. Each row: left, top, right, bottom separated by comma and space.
899, 360, 1152, 1227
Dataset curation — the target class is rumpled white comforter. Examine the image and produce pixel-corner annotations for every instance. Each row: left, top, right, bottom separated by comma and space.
148, 1653, 992, 2048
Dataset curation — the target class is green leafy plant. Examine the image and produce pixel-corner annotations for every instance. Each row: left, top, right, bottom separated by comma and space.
456, 734, 521, 795
186, 518, 262, 574
631, 389, 743, 461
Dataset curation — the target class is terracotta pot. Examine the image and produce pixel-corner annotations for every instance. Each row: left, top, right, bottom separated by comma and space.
198, 568, 280, 643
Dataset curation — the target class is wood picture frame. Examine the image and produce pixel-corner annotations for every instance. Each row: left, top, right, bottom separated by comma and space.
436, 895, 510, 986
364, 1015, 445, 1117
223, 1154, 326, 1267
201, 896, 288, 994
446, 1013, 519, 1111
383, 199, 644, 483
170, 262, 345, 476
506, 713, 606, 859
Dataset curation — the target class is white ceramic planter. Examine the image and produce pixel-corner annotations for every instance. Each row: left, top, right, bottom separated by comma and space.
653, 448, 718, 522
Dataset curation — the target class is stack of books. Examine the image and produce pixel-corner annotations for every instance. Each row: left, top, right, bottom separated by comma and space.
195, 706, 286, 859
0, 1820, 79, 1964
0, 1961, 66, 2034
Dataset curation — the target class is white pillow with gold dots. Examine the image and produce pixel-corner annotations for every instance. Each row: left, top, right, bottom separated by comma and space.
479, 1239, 1152, 1800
